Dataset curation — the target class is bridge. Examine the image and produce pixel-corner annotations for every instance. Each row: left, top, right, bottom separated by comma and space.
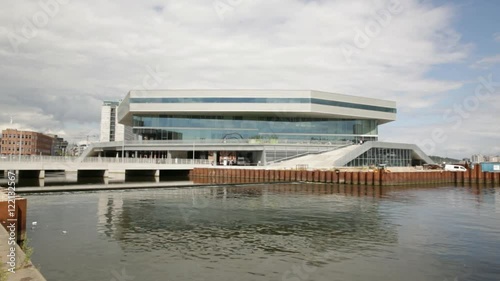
0, 156, 212, 180
0, 140, 362, 181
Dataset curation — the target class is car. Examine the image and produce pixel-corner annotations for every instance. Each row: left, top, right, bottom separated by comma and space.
444, 164, 467, 172
236, 157, 251, 166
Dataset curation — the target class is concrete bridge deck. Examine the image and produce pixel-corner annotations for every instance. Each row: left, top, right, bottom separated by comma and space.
0, 156, 211, 179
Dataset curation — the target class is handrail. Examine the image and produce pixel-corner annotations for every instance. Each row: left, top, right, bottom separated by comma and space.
0, 155, 210, 165
85, 139, 354, 146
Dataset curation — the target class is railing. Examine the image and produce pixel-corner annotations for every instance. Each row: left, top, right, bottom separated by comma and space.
80, 157, 211, 165
87, 139, 354, 147
0, 155, 78, 162
0, 155, 210, 165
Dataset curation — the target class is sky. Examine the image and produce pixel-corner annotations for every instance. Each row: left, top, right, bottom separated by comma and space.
0, 0, 498, 159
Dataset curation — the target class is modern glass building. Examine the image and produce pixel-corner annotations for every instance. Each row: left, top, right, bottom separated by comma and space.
118, 90, 397, 143
80, 90, 433, 167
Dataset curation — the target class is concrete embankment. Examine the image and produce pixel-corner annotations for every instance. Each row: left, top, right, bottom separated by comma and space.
0, 227, 47, 281
0, 191, 46, 281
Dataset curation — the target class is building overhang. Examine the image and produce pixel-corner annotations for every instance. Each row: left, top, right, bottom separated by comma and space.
117, 90, 397, 126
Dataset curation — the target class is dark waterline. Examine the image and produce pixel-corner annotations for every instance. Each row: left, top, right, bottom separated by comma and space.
0, 171, 190, 188
24, 184, 500, 281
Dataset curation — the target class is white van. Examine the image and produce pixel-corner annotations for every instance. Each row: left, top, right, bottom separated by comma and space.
444, 164, 467, 172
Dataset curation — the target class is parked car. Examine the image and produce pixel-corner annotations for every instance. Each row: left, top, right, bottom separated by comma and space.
237, 157, 251, 166
444, 164, 467, 172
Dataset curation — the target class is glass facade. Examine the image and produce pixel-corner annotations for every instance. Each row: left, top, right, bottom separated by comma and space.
132, 115, 378, 142
345, 148, 413, 167
129, 98, 397, 113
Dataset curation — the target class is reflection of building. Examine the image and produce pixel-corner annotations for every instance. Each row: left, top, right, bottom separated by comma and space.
496, 189, 500, 215
97, 193, 124, 237
100, 101, 132, 142
0, 128, 54, 156
98, 185, 398, 256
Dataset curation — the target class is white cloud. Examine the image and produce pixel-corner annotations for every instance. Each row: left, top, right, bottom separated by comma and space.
495, 32, 500, 42
0, 0, 487, 156
381, 82, 500, 158
470, 54, 500, 69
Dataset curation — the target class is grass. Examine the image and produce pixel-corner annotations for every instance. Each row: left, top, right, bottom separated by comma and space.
19, 238, 34, 269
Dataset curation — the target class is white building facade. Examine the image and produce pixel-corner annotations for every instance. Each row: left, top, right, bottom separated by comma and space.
100, 101, 132, 142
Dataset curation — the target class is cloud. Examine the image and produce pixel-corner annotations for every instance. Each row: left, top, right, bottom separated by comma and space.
381, 79, 500, 158
470, 54, 500, 69
495, 32, 500, 42
0, 0, 485, 156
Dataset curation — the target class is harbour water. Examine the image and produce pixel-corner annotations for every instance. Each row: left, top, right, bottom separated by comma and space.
23, 184, 500, 281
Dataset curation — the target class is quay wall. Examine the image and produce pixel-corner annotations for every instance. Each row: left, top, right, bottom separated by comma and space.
190, 165, 500, 186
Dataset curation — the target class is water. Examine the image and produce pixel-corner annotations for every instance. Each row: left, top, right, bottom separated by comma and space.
23, 184, 500, 281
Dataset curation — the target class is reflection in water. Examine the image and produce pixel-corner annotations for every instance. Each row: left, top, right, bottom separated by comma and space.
25, 184, 500, 281
105, 185, 398, 256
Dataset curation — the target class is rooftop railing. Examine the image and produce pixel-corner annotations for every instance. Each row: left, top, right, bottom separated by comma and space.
88, 139, 354, 147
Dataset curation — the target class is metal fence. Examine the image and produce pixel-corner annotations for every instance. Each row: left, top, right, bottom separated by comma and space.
0, 155, 210, 165
0, 155, 78, 162
88, 139, 353, 147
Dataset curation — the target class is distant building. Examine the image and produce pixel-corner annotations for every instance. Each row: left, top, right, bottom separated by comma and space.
75, 140, 92, 156
487, 156, 500, 162
471, 154, 486, 164
100, 101, 132, 142
0, 128, 54, 156
471, 154, 499, 163
46, 134, 69, 156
